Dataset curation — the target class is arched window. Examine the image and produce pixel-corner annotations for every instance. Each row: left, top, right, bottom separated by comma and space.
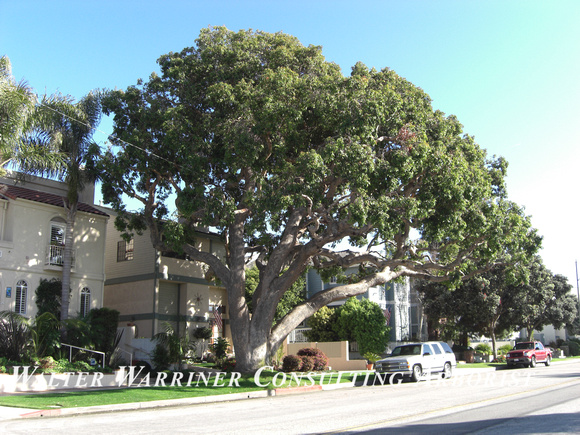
80, 287, 91, 317
15, 280, 27, 314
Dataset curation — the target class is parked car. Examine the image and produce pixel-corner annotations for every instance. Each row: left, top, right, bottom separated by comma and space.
374, 341, 457, 382
506, 341, 552, 368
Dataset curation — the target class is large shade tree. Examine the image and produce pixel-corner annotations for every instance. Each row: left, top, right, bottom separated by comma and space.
513, 261, 578, 340
418, 257, 577, 357
96, 27, 539, 373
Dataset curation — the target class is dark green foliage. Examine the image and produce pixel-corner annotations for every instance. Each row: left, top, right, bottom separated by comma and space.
562, 340, 580, 356
0, 311, 33, 361
193, 327, 212, 340
282, 354, 302, 372
97, 26, 540, 372
87, 307, 120, 356
151, 343, 171, 370
418, 257, 578, 352
210, 337, 229, 361
333, 298, 390, 356
305, 300, 389, 357
35, 278, 64, 319
31, 312, 61, 358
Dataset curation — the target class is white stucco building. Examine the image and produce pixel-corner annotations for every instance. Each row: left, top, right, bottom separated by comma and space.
0, 172, 108, 318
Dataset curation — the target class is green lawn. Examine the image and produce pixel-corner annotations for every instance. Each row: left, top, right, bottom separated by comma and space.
0, 370, 358, 410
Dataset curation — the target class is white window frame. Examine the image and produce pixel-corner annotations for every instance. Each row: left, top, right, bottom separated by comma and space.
15, 280, 27, 314
80, 287, 91, 317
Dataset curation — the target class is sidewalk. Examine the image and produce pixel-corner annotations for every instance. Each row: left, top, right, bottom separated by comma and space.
1, 359, 576, 421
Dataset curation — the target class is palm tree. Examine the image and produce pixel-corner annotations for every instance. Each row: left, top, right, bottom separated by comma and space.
0, 55, 63, 174
39, 92, 102, 327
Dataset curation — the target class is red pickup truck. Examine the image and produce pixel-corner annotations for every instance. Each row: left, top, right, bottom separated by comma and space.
506, 341, 552, 368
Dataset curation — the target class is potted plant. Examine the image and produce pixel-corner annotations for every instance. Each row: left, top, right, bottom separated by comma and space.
363, 352, 381, 370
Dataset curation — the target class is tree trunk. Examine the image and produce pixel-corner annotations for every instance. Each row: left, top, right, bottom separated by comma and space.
527, 326, 535, 341
490, 327, 497, 360
60, 201, 77, 339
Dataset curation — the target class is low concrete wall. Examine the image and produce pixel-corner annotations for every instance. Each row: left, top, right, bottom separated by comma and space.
0, 371, 126, 393
285, 341, 367, 371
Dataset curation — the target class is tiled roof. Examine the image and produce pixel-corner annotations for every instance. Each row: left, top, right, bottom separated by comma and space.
0, 184, 109, 217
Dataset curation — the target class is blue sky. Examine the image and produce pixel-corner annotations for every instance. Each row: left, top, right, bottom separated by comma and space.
1, 0, 579, 290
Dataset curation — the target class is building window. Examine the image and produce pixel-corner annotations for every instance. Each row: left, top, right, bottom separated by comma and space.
80, 287, 91, 317
15, 280, 27, 314
50, 222, 65, 246
47, 221, 66, 266
117, 239, 134, 262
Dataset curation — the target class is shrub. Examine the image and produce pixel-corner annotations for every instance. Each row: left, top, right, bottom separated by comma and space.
562, 340, 580, 356
282, 355, 302, 372
37, 356, 57, 371
221, 358, 236, 372
296, 347, 324, 358
87, 307, 120, 356
475, 343, 492, 355
210, 337, 229, 361
152, 343, 171, 370
498, 344, 513, 355
35, 278, 64, 319
300, 355, 314, 371
0, 311, 33, 361
297, 348, 328, 370
363, 352, 381, 363
311, 355, 328, 371
193, 327, 212, 340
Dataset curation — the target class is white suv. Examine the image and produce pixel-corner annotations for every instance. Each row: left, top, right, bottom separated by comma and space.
374, 341, 457, 382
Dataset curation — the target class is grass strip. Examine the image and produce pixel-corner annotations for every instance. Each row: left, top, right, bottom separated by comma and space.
0, 370, 359, 410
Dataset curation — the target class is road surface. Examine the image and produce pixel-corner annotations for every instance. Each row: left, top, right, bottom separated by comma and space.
1, 360, 578, 434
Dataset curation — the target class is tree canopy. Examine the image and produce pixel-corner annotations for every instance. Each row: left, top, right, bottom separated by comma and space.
418, 257, 578, 356
96, 27, 540, 372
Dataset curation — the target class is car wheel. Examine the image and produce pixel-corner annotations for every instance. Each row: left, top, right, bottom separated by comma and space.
411, 365, 422, 382
529, 356, 536, 368
443, 362, 452, 379
545, 356, 551, 366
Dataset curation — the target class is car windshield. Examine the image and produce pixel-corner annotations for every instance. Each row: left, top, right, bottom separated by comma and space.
392, 345, 421, 356
515, 343, 534, 350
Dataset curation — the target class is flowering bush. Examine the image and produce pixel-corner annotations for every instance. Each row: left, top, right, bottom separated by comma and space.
282, 355, 303, 372
492, 355, 506, 363
297, 348, 328, 370
221, 358, 236, 372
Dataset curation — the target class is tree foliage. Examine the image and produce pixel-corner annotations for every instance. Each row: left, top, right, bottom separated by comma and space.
303, 306, 340, 342
419, 257, 578, 355
35, 278, 65, 319
305, 298, 389, 356
334, 297, 390, 356
96, 27, 539, 372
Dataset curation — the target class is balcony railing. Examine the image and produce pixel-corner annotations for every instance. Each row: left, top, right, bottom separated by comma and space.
45, 244, 75, 268
287, 328, 311, 343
